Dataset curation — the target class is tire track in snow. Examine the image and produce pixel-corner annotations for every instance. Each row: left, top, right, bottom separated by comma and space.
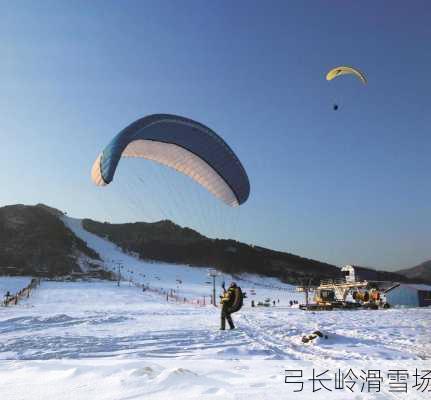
238, 313, 308, 360
239, 310, 427, 361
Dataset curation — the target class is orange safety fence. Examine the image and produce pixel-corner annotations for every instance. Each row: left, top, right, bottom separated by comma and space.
2, 278, 41, 307
132, 281, 211, 307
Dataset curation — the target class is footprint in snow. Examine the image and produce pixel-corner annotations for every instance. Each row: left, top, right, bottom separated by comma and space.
234, 365, 249, 371
130, 366, 159, 379
250, 382, 267, 388
202, 387, 224, 395
172, 367, 197, 376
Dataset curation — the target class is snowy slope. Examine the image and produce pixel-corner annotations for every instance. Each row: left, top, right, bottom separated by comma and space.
62, 216, 303, 305
0, 281, 430, 399
59, 216, 431, 361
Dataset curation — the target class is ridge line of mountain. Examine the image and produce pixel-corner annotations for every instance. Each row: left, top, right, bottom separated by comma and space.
0, 203, 429, 283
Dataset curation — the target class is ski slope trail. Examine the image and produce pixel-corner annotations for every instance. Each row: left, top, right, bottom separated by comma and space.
62, 216, 302, 303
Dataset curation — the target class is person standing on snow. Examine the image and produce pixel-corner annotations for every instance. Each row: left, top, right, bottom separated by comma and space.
220, 282, 237, 330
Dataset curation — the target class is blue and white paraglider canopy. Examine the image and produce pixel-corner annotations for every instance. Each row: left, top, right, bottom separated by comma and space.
91, 114, 250, 207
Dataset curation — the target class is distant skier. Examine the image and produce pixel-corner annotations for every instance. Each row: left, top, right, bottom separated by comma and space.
220, 282, 244, 330
3, 291, 13, 306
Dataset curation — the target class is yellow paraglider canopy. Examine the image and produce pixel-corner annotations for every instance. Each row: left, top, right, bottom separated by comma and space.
326, 66, 367, 84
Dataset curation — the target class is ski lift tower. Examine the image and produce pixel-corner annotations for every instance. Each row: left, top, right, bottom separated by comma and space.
116, 262, 123, 287
207, 269, 220, 307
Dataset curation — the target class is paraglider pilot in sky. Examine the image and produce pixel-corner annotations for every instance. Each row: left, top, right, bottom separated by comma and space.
220, 282, 244, 330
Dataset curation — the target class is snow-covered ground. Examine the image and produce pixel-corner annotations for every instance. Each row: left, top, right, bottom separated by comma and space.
0, 281, 429, 399
1, 281, 429, 361
0, 217, 429, 399
0, 276, 32, 299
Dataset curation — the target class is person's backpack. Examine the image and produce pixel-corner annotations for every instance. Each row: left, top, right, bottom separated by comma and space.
229, 286, 245, 313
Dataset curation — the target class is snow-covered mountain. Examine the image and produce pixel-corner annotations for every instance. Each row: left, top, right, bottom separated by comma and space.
62, 214, 300, 301
80, 218, 340, 283
1, 203, 424, 287
0, 203, 341, 283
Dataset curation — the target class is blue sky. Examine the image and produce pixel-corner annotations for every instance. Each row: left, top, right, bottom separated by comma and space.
0, 0, 430, 270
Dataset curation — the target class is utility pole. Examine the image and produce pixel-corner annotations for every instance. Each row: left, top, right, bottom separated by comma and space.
117, 262, 122, 287
208, 269, 219, 307
303, 278, 312, 308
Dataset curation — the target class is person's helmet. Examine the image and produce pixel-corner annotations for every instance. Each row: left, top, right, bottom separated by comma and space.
230, 282, 237, 288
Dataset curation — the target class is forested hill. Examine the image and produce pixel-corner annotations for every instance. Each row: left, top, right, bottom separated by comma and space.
396, 260, 431, 284
1, 203, 424, 284
82, 218, 340, 284
0, 204, 110, 278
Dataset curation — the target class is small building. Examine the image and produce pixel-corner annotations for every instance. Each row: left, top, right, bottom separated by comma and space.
384, 284, 431, 308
